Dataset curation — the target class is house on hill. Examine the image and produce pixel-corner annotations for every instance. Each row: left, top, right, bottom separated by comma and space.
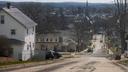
0, 4, 37, 61
36, 32, 63, 51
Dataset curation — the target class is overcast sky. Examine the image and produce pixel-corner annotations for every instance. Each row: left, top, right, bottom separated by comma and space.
0, 0, 114, 3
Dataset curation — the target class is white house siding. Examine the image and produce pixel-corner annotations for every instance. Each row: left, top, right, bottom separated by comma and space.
11, 50, 30, 61
12, 45, 23, 60
24, 27, 36, 60
0, 10, 36, 61
0, 10, 26, 41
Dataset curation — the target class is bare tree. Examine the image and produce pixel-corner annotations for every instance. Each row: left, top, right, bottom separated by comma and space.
72, 15, 92, 51
72, 21, 88, 51
114, 0, 127, 53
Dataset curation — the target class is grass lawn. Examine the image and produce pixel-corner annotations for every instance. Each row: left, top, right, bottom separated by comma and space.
0, 60, 45, 67
0, 55, 75, 67
118, 60, 128, 66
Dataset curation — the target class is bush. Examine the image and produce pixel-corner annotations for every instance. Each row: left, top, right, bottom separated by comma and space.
115, 55, 121, 60
119, 60, 128, 66
0, 36, 12, 57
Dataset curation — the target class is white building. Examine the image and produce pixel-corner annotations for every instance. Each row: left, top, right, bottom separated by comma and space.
0, 5, 37, 61
36, 30, 77, 52
36, 32, 62, 51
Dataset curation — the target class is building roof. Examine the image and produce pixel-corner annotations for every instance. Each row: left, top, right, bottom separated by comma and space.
9, 39, 25, 45
3, 7, 37, 28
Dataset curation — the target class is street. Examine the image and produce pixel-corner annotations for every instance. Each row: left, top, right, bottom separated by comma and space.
6, 34, 126, 72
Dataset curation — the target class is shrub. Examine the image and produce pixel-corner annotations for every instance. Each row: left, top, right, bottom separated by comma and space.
0, 36, 12, 57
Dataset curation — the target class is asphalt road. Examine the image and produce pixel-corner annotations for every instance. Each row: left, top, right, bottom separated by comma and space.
6, 34, 126, 72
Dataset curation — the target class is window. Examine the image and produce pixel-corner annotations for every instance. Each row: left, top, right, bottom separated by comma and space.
41, 38, 44, 42
50, 38, 53, 42
29, 42, 31, 48
59, 37, 63, 42
32, 27, 34, 34
45, 46, 48, 51
46, 38, 49, 42
56, 38, 58, 42
1, 15, 5, 24
41, 45, 44, 50
126, 35, 128, 40
27, 45, 29, 50
33, 43, 35, 47
27, 29, 28, 34
33, 27, 35, 31
11, 29, 16, 35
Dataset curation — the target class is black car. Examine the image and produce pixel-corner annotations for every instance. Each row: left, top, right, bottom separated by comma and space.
53, 52, 62, 59
45, 50, 62, 60
45, 51, 54, 59
100, 40, 103, 43
87, 48, 93, 53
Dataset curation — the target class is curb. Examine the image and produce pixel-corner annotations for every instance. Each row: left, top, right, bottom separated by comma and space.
112, 61, 128, 72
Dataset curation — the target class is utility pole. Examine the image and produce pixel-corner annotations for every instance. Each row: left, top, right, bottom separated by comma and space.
120, 0, 127, 53
85, 0, 94, 38
85, 0, 89, 16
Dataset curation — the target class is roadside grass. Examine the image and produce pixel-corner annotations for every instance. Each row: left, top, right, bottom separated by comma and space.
62, 53, 80, 58
0, 59, 64, 70
110, 47, 117, 54
0, 60, 44, 66
0, 54, 76, 67
62, 55, 75, 58
0, 61, 28, 66
118, 60, 128, 66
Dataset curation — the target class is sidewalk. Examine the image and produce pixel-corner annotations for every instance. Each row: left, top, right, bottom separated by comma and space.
112, 60, 128, 72
106, 51, 128, 71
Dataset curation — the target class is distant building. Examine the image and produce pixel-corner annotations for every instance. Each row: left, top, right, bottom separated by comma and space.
0, 4, 37, 61
36, 32, 63, 51
59, 30, 77, 52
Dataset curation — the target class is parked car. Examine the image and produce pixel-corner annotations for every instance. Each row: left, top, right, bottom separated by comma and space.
100, 40, 103, 43
87, 48, 93, 53
45, 50, 62, 60
53, 52, 62, 59
115, 54, 121, 60
45, 51, 54, 60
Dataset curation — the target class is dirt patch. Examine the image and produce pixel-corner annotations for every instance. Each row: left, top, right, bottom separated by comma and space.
113, 61, 128, 72
0, 57, 16, 62
70, 61, 97, 72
